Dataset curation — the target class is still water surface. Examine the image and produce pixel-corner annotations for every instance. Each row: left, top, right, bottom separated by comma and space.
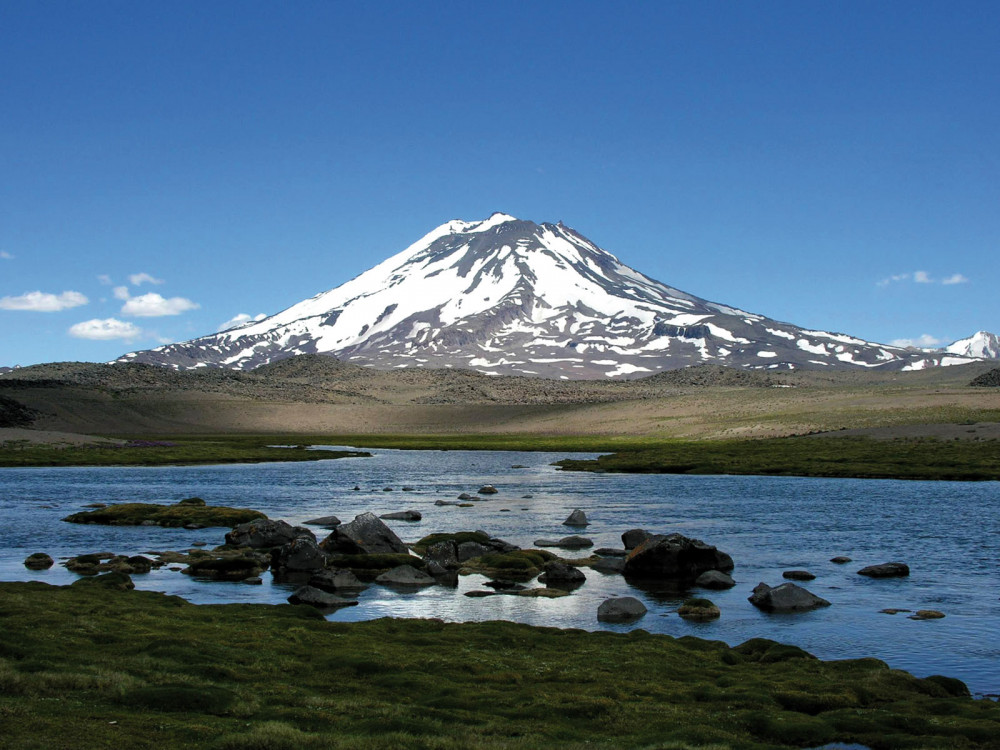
1, 448, 998, 695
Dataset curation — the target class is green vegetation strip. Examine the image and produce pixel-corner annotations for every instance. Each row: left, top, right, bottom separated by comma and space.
2, 580, 997, 749
555, 436, 1000, 481
0, 435, 370, 467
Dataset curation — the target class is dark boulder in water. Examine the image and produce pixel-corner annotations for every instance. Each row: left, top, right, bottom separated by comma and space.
748, 582, 830, 612
320, 512, 409, 555
857, 562, 910, 578
623, 533, 734, 584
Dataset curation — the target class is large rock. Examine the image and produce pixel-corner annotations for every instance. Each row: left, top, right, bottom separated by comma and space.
226, 519, 306, 549
288, 585, 358, 608
276, 538, 328, 572
375, 565, 436, 587
537, 561, 586, 587
621, 529, 652, 550
623, 533, 734, 583
748, 582, 831, 612
320, 512, 409, 555
597, 596, 647, 622
563, 509, 589, 527
858, 562, 910, 578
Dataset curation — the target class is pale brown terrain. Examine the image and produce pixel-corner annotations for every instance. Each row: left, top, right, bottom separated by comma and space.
2, 356, 999, 441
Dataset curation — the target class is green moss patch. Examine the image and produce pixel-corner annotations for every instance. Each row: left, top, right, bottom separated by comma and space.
63, 498, 266, 528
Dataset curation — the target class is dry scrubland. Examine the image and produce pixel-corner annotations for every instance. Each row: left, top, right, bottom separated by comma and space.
2, 356, 999, 441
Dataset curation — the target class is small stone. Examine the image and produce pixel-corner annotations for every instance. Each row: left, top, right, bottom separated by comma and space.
191, 541, 207, 547
478, 485, 499, 495
909, 610, 945, 620
879, 608, 912, 615
458, 493, 474, 500
24, 553, 55, 570
379, 510, 422, 521
830, 556, 852, 564
533, 535, 593, 549
858, 562, 910, 578
590, 557, 625, 574
402, 486, 415, 492
288, 585, 357, 608
383, 487, 393, 492
593, 548, 627, 557
242, 576, 263, 585
563, 509, 589, 527
375, 565, 436, 587
694, 570, 736, 589
521, 494, 533, 499
304, 515, 342, 528
782, 570, 816, 581
678, 598, 721, 621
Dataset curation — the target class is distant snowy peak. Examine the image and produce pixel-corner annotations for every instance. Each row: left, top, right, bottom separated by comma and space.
118, 215, 981, 378
945, 331, 1000, 359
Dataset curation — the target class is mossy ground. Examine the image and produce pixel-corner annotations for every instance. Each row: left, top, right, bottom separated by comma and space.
1, 581, 997, 749
62, 498, 266, 527
3, 431, 998, 480
555, 435, 1000, 481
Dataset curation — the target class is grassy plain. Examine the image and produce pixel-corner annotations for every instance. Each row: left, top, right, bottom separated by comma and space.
2, 579, 998, 750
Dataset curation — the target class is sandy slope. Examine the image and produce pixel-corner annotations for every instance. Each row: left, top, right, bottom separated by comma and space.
2, 358, 998, 440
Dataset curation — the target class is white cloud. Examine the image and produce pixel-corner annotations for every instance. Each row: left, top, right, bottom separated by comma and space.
217, 312, 266, 331
68, 318, 142, 341
97, 274, 112, 285
0, 290, 89, 312
891, 334, 942, 348
113, 285, 131, 300
121, 292, 199, 317
876, 273, 910, 287
129, 272, 163, 286
877, 270, 969, 287
0, 251, 13, 260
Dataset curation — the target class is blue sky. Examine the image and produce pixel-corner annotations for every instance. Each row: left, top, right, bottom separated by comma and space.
2, 1, 997, 367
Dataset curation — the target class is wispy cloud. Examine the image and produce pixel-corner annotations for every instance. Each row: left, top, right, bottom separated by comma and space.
217, 312, 266, 332
113, 285, 131, 301
121, 292, 199, 317
941, 273, 969, 285
0, 290, 89, 312
0, 251, 13, 260
877, 270, 969, 287
891, 334, 942, 348
128, 272, 164, 286
68, 318, 142, 340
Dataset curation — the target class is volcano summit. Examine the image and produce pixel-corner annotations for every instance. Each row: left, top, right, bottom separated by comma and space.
120, 214, 975, 378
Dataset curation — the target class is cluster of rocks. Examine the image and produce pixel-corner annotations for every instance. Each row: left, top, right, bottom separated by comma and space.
36, 494, 930, 625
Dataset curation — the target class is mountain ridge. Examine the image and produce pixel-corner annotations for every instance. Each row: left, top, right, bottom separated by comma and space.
119, 214, 980, 378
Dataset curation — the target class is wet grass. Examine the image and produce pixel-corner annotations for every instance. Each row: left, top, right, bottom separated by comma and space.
1, 580, 997, 749
555, 435, 1000, 481
0, 436, 370, 467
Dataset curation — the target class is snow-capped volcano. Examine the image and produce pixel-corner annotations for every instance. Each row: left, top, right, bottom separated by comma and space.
945, 331, 1000, 359
120, 214, 978, 378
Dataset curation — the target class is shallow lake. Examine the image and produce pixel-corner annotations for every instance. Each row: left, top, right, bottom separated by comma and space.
2, 447, 998, 696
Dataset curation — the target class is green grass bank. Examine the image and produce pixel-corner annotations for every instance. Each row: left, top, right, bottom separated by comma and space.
2, 579, 998, 749
3, 432, 999, 481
